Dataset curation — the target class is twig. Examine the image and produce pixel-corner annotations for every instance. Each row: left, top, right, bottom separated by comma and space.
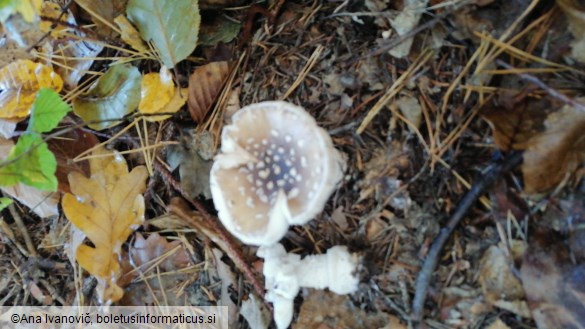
8, 203, 38, 257
411, 151, 523, 323
26, 0, 75, 52
495, 59, 585, 113
361, 12, 448, 59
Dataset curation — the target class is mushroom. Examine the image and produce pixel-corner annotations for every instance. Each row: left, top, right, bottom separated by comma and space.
210, 101, 346, 246
257, 243, 360, 329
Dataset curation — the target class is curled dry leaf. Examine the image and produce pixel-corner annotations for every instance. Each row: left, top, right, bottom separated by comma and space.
119, 233, 193, 287
73, 64, 141, 130
0, 60, 63, 120
62, 147, 148, 303
187, 61, 230, 122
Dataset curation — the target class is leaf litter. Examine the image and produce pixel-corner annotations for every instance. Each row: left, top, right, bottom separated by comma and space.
0, 1, 584, 328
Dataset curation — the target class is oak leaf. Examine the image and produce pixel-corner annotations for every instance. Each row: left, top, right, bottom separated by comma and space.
62, 147, 148, 303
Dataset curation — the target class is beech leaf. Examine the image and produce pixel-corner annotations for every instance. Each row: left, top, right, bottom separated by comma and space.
139, 67, 174, 112
62, 147, 148, 303
0, 197, 12, 211
0, 133, 57, 191
0, 137, 59, 217
73, 64, 141, 130
28, 88, 71, 134
187, 61, 230, 122
126, 0, 201, 68
0, 59, 63, 120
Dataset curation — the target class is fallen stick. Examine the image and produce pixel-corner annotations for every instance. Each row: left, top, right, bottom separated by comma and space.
411, 151, 522, 323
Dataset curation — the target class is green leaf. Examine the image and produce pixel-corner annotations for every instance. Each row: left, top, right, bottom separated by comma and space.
28, 88, 71, 133
127, 0, 201, 67
73, 64, 141, 130
199, 15, 240, 46
0, 133, 57, 191
0, 197, 13, 211
0, 0, 18, 23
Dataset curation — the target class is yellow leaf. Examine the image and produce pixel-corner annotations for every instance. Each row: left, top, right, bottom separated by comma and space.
143, 87, 187, 122
0, 60, 63, 120
139, 66, 180, 121
114, 15, 148, 53
62, 147, 148, 303
39, 3, 68, 37
16, 0, 42, 23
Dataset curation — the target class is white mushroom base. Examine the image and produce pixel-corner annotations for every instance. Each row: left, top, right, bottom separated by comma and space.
257, 244, 360, 329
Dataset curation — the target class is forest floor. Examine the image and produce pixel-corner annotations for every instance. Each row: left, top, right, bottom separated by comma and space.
1, 1, 584, 329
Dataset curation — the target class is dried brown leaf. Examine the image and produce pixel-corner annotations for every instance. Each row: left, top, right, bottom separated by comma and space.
521, 102, 585, 193
483, 92, 585, 193
187, 61, 230, 122
481, 92, 552, 151
62, 147, 148, 303
478, 244, 525, 304
47, 128, 99, 193
119, 233, 193, 287
521, 234, 585, 329
558, 0, 585, 63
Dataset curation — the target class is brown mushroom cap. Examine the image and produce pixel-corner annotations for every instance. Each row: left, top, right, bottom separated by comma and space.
210, 101, 346, 246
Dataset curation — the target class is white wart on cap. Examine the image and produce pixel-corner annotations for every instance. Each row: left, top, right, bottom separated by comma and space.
210, 101, 346, 246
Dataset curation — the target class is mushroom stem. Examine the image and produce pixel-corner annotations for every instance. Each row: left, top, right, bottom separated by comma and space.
258, 244, 360, 329
297, 246, 360, 294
